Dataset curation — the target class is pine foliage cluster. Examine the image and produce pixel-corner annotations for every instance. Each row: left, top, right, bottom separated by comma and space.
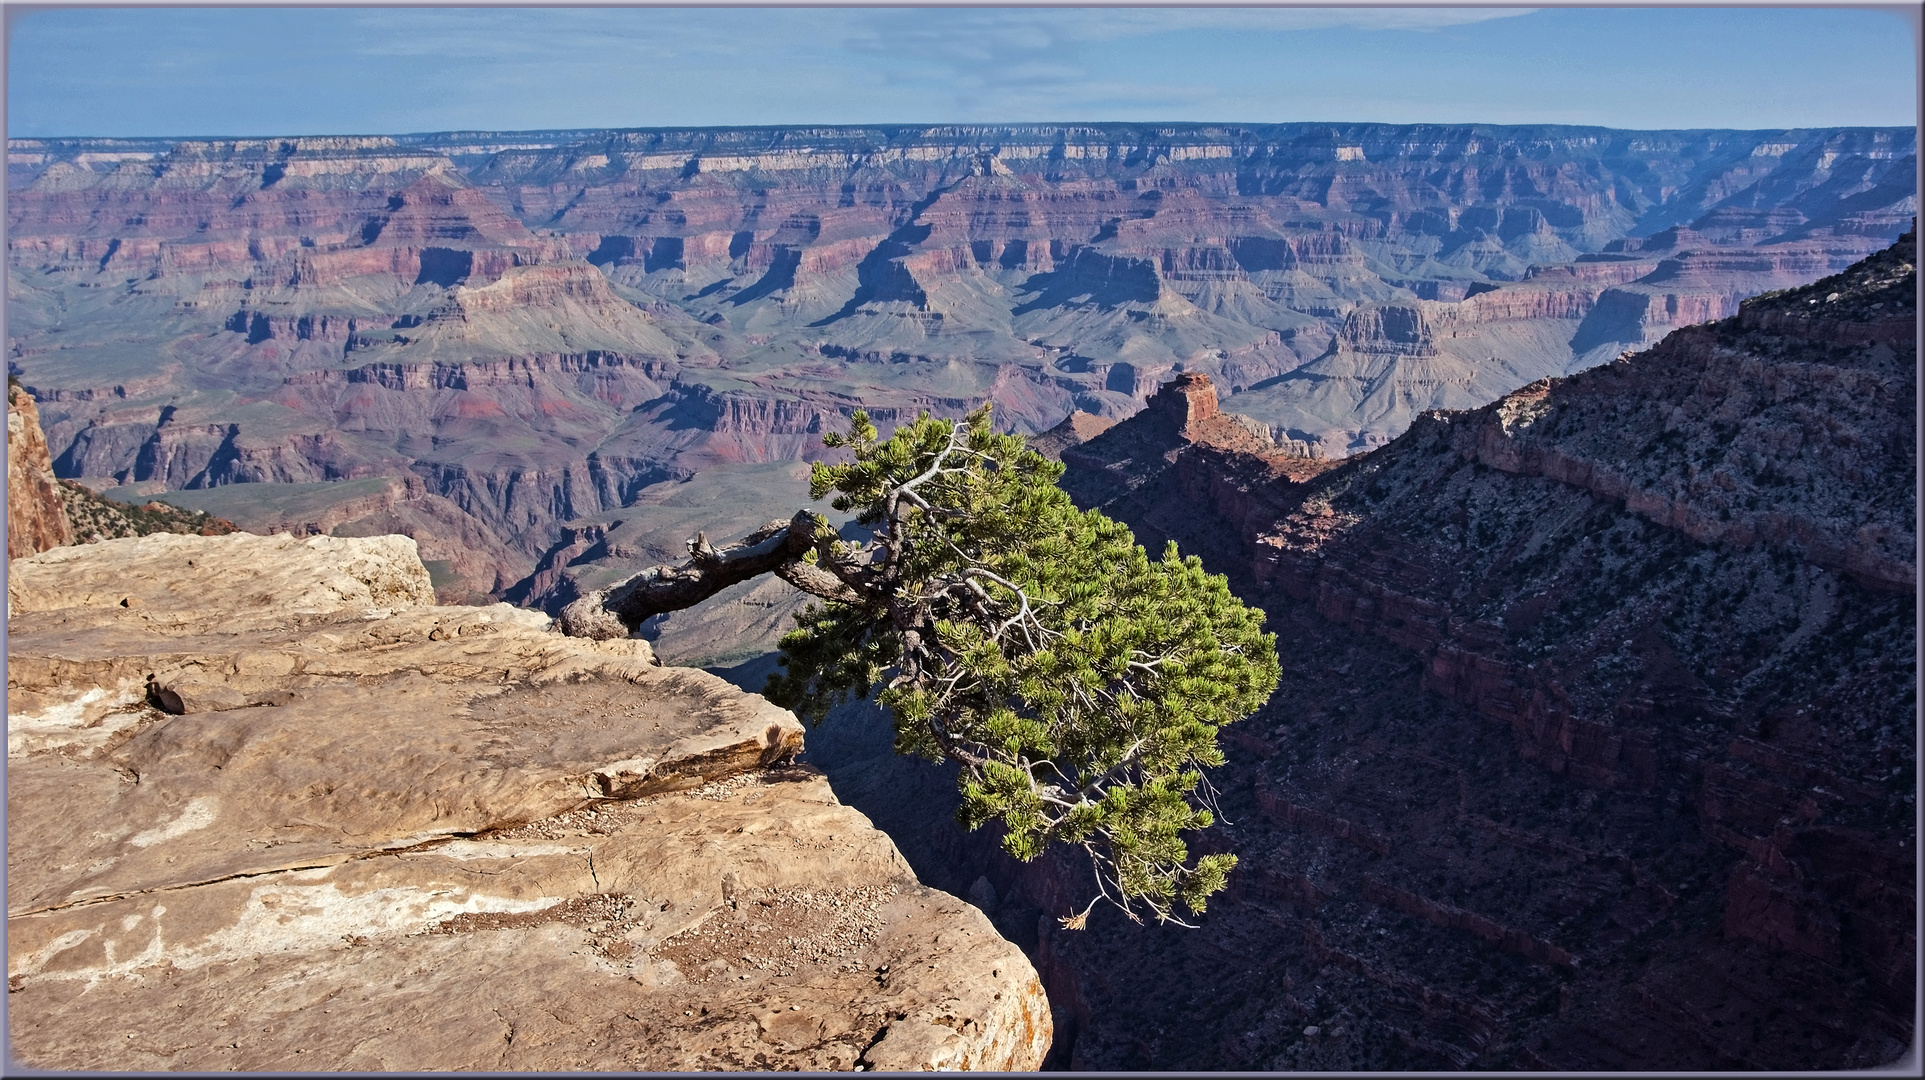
764, 407, 1279, 925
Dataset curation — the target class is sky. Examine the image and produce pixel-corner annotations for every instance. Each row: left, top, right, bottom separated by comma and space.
6, 4, 1919, 139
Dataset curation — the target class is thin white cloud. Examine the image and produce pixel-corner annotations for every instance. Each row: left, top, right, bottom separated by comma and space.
833, 7, 1539, 120
1001, 7, 1538, 40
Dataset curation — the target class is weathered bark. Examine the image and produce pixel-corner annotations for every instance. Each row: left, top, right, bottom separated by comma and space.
556, 510, 863, 640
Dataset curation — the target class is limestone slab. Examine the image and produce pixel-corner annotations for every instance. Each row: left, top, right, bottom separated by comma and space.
6, 532, 1047, 1071
7, 769, 1049, 1072
8, 602, 801, 915
7, 531, 436, 625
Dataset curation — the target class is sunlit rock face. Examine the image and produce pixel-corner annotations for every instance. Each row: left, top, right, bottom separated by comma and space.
8, 123, 1914, 604
5, 531, 1049, 1073
7, 383, 70, 558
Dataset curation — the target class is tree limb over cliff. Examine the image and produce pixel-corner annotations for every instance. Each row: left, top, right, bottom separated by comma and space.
555, 406, 1282, 927
556, 510, 866, 640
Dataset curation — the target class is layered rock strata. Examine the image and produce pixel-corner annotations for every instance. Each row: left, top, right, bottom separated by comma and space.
8, 386, 238, 554
6, 532, 1048, 1071
10, 124, 1913, 600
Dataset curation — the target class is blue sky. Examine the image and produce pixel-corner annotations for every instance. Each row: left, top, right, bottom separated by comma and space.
6, 5, 1918, 138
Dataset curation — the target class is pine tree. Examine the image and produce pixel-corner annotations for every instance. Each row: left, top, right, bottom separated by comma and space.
561, 406, 1280, 925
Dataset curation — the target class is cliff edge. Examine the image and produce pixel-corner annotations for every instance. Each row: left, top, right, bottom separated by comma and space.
6, 532, 1049, 1071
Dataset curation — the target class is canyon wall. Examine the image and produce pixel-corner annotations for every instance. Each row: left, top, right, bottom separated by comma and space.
9, 382, 239, 553
816, 231, 1914, 1069
9, 124, 1913, 601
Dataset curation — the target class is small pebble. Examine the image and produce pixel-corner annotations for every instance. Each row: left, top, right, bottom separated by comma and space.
1304, 1025, 1321, 1037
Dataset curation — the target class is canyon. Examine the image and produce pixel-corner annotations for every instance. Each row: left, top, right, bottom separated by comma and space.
7, 125, 1915, 1071
8, 123, 1915, 619
712, 232, 1913, 1070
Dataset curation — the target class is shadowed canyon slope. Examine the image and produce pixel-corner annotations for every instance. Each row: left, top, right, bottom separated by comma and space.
9, 123, 1914, 603
5, 531, 1048, 1072
757, 233, 1915, 1070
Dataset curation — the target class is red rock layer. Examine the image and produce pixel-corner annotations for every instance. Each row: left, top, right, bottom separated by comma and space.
8, 126, 1914, 604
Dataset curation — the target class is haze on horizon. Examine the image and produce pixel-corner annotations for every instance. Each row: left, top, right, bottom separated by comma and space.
6, 5, 1918, 140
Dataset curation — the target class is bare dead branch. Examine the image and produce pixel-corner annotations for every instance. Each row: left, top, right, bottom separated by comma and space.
772, 560, 867, 606
556, 510, 830, 639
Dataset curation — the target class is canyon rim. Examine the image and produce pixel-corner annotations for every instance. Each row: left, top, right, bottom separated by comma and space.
9, 122, 1914, 626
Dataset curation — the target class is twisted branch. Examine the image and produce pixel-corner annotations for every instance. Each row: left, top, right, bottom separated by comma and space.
556, 509, 838, 639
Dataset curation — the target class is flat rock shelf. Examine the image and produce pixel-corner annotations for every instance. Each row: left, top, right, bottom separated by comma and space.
6, 531, 1049, 1071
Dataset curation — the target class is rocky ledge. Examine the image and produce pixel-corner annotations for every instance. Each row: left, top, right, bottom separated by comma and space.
6, 531, 1047, 1071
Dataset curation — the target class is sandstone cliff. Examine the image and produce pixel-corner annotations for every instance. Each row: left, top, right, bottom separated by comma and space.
6, 532, 1049, 1071
1025, 410, 1117, 463
83, 473, 524, 604
7, 382, 69, 558
849, 232, 1914, 1070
